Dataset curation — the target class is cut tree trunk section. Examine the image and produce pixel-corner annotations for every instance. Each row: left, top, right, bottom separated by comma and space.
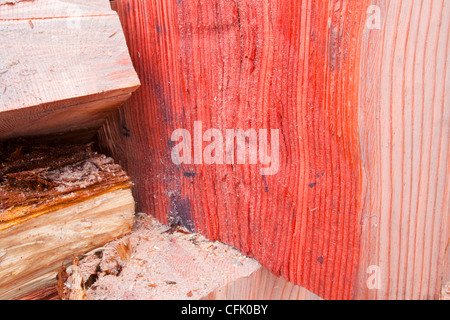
99, 0, 449, 300
99, 0, 367, 300
0, 0, 140, 142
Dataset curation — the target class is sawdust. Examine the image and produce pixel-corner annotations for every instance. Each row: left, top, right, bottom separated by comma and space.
62, 214, 261, 300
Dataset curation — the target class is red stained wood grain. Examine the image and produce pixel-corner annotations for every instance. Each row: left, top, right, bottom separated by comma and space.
98, 0, 368, 300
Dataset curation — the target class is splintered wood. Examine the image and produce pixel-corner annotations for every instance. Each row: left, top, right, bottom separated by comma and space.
0, 141, 131, 230
60, 215, 320, 300
0, 141, 135, 299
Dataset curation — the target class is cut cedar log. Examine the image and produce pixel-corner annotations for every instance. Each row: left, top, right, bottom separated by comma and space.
99, 0, 449, 300
0, 141, 135, 299
0, 0, 140, 142
99, 0, 368, 300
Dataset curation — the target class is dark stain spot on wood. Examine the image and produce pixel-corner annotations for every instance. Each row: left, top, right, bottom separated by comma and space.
183, 171, 197, 178
315, 172, 325, 178
155, 21, 162, 35
328, 24, 341, 72
262, 175, 269, 193
309, 182, 317, 188
170, 196, 195, 232
183, 171, 197, 184
121, 124, 130, 137
317, 256, 324, 264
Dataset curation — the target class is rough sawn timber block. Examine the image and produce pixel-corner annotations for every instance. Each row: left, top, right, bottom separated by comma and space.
99, 0, 367, 300
0, 0, 140, 142
99, 0, 449, 300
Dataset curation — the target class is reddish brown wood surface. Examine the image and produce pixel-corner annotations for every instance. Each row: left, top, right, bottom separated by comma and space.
99, 0, 368, 300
